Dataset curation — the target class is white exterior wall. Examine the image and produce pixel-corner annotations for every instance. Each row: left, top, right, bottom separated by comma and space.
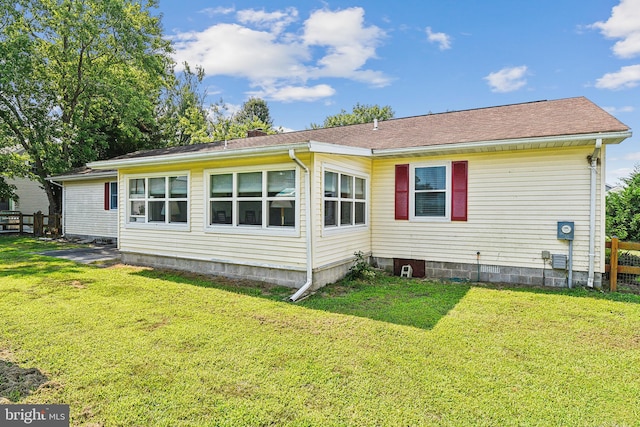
7, 177, 48, 214
312, 154, 372, 269
63, 179, 118, 239
371, 146, 604, 274
117, 156, 309, 272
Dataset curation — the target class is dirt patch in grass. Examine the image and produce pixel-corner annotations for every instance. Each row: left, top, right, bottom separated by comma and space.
0, 349, 53, 403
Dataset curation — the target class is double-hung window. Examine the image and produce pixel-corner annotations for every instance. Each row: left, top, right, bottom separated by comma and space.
396, 161, 468, 222
324, 169, 367, 228
127, 174, 189, 225
104, 182, 118, 211
208, 168, 296, 229
414, 165, 447, 217
411, 163, 450, 220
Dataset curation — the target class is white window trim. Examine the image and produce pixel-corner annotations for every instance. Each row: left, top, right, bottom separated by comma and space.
204, 164, 300, 237
409, 161, 451, 222
108, 181, 118, 210
322, 164, 369, 235
124, 171, 190, 230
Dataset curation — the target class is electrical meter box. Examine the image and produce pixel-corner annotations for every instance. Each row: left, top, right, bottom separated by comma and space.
557, 221, 575, 241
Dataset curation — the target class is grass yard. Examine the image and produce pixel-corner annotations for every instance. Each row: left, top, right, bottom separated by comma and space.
1, 236, 640, 426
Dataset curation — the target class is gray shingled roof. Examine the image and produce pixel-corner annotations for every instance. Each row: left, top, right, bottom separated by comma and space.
100, 97, 630, 162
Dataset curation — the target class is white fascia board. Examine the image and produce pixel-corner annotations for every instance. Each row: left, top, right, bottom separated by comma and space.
88, 142, 312, 169
307, 141, 372, 157
46, 171, 118, 182
372, 131, 632, 157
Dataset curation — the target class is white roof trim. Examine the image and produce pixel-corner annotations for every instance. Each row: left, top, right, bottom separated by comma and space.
308, 141, 372, 156
88, 141, 372, 170
47, 171, 117, 182
89, 142, 313, 169
372, 131, 632, 157
87, 130, 632, 169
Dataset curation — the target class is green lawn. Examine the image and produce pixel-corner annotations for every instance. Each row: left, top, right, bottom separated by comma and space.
1, 236, 640, 426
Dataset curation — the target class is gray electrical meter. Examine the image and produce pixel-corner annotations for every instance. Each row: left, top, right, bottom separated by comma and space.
557, 221, 575, 240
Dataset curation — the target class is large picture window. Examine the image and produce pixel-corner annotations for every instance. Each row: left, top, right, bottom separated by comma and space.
208, 169, 296, 229
324, 169, 367, 228
127, 174, 189, 225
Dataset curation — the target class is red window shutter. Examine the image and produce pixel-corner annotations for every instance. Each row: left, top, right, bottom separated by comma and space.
104, 182, 110, 211
451, 161, 468, 221
395, 164, 409, 220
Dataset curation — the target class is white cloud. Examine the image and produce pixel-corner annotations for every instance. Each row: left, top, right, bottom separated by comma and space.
595, 64, 640, 89
302, 8, 388, 85
237, 8, 298, 34
171, 6, 388, 102
248, 84, 336, 103
607, 166, 635, 185
591, 0, 640, 58
199, 7, 235, 17
603, 105, 635, 114
484, 66, 528, 93
425, 27, 451, 50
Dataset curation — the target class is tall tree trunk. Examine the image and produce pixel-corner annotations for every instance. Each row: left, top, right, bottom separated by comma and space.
41, 179, 61, 216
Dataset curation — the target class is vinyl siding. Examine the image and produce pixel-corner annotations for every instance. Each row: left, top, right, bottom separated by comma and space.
312, 154, 373, 268
7, 177, 49, 214
118, 154, 309, 270
63, 179, 117, 238
370, 146, 604, 272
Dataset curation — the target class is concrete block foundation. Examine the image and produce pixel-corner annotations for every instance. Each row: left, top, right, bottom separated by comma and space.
120, 252, 355, 290
372, 257, 602, 288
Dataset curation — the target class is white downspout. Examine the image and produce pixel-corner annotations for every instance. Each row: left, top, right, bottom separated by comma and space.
288, 149, 313, 301
587, 138, 602, 288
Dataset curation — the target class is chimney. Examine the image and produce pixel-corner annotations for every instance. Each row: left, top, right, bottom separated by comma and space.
247, 129, 268, 138
373, 118, 378, 130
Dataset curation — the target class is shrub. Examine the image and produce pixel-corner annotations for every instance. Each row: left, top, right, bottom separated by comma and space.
346, 251, 376, 281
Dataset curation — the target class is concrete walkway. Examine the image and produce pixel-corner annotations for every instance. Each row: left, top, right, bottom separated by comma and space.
40, 246, 120, 264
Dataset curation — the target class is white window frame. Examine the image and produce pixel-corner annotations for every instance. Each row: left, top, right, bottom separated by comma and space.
125, 171, 190, 229
108, 181, 118, 210
322, 165, 369, 233
204, 164, 299, 236
410, 162, 451, 222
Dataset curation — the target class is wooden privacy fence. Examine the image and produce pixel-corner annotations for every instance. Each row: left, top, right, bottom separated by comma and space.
0, 211, 61, 237
605, 237, 640, 292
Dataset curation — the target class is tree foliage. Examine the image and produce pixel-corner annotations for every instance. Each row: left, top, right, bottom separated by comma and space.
234, 97, 273, 127
208, 99, 280, 142
606, 165, 640, 241
155, 62, 210, 147
0, 0, 173, 213
310, 103, 395, 129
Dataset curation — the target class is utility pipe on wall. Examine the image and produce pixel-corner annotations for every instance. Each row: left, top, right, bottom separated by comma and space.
288, 149, 314, 301
587, 138, 602, 288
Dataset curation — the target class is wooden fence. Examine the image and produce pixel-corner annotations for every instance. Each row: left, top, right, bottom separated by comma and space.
605, 237, 640, 292
0, 211, 61, 237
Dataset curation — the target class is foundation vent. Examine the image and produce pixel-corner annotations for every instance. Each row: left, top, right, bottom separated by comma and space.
480, 265, 501, 274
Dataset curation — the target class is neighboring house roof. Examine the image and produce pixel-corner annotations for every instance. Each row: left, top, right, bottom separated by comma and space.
90, 97, 631, 168
48, 167, 117, 182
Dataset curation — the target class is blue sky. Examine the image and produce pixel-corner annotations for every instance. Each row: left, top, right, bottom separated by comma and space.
157, 0, 639, 185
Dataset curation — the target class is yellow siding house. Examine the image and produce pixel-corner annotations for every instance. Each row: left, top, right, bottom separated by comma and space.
89, 97, 631, 299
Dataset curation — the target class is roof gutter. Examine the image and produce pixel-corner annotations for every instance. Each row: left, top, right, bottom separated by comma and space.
88, 142, 313, 170
288, 149, 314, 302
372, 131, 632, 157
46, 171, 117, 181
587, 138, 603, 288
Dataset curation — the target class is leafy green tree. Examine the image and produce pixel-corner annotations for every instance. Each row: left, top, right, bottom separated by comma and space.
0, 0, 173, 214
310, 103, 395, 129
606, 165, 640, 241
234, 97, 273, 127
156, 62, 210, 147
208, 99, 280, 142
